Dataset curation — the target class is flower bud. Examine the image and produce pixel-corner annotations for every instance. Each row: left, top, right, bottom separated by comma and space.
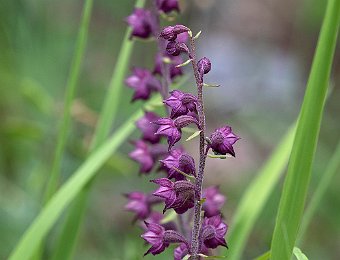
174, 115, 199, 129
160, 25, 190, 41
156, 0, 180, 14
197, 57, 211, 75
209, 126, 240, 157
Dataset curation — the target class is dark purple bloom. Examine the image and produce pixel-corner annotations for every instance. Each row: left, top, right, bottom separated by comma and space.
129, 141, 166, 174
154, 118, 181, 149
166, 41, 189, 56
154, 116, 198, 150
142, 222, 169, 255
210, 126, 240, 157
164, 90, 197, 118
151, 178, 195, 214
160, 25, 190, 41
126, 8, 155, 39
197, 57, 211, 81
202, 186, 226, 217
136, 111, 161, 144
156, 0, 180, 13
142, 222, 188, 256
160, 148, 196, 180
153, 53, 183, 79
201, 215, 228, 249
125, 68, 161, 101
125, 192, 151, 220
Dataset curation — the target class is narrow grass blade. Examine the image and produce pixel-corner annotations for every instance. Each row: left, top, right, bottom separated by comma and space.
254, 251, 270, 260
50, 1, 146, 258
270, 0, 340, 258
297, 140, 340, 243
45, 0, 93, 202
51, 74, 188, 260
226, 125, 296, 260
90, 0, 146, 149
8, 101, 152, 260
293, 247, 309, 260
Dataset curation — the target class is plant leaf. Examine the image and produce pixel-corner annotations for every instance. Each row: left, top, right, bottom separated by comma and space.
8, 95, 159, 260
297, 140, 340, 243
293, 247, 309, 260
225, 125, 296, 260
270, 0, 340, 258
185, 130, 201, 141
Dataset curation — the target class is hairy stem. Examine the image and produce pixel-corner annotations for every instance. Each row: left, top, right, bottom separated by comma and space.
189, 35, 208, 259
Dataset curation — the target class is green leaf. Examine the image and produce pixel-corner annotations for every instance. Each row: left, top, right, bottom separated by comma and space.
185, 130, 201, 141
254, 251, 270, 260
176, 58, 192, 68
8, 107, 146, 260
226, 125, 296, 260
270, 1, 340, 258
50, 1, 146, 259
293, 247, 309, 260
90, 0, 146, 149
203, 83, 220, 88
298, 140, 340, 243
45, 0, 93, 203
193, 30, 202, 40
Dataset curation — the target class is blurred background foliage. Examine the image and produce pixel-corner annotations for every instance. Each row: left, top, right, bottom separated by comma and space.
0, 0, 339, 259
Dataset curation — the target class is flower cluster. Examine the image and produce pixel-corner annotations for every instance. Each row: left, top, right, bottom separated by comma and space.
124, 1, 240, 259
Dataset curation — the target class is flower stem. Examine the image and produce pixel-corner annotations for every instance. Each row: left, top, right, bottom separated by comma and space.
189, 34, 208, 259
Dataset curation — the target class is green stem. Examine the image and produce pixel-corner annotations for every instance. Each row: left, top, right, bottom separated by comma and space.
90, 0, 145, 150
44, 0, 93, 203
50, 2, 146, 257
270, 0, 340, 258
297, 141, 340, 243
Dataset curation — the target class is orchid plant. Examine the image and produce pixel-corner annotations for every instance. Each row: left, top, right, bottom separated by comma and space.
124, 1, 240, 259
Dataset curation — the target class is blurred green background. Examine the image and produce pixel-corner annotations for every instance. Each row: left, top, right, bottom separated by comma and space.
0, 0, 339, 259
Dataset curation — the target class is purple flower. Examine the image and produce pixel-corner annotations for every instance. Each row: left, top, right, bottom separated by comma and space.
166, 41, 189, 56
201, 215, 228, 249
124, 192, 151, 220
129, 141, 166, 174
174, 243, 188, 260
209, 126, 240, 157
142, 222, 169, 255
160, 148, 196, 180
197, 57, 211, 81
164, 90, 197, 118
151, 178, 195, 214
136, 111, 161, 144
153, 53, 183, 79
156, 0, 180, 13
126, 8, 155, 39
154, 118, 181, 149
125, 68, 161, 101
154, 116, 198, 150
142, 222, 188, 256
202, 186, 226, 217
160, 25, 190, 41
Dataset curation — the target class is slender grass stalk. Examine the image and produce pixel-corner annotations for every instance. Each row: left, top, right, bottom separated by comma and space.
90, 0, 146, 149
270, 0, 340, 258
31, 1, 93, 259
8, 95, 161, 260
297, 140, 340, 243
45, 0, 93, 201
50, 1, 146, 258
226, 125, 296, 260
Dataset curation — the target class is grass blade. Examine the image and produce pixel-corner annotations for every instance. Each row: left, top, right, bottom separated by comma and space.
297, 140, 340, 243
90, 0, 146, 149
270, 0, 340, 258
8, 97, 160, 260
45, 0, 93, 202
50, 1, 146, 258
226, 125, 296, 260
